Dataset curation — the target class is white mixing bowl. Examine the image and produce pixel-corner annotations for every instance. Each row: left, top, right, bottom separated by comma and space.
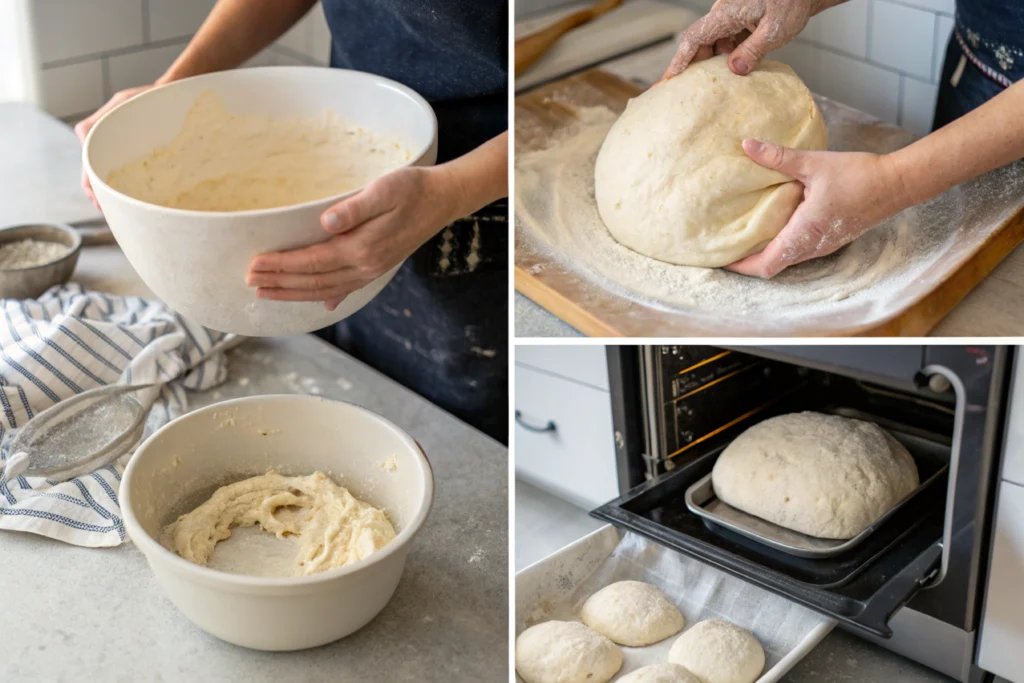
120, 395, 434, 651
83, 67, 438, 336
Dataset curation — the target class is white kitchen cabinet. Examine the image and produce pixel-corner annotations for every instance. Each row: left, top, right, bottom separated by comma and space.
977, 480, 1024, 682
516, 344, 611, 391
514, 361, 618, 510
1000, 358, 1024, 487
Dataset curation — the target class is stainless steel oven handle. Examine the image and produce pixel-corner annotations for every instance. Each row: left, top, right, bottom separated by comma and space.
920, 364, 965, 589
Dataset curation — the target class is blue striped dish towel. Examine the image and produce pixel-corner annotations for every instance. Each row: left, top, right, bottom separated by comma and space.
0, 284, 235, 547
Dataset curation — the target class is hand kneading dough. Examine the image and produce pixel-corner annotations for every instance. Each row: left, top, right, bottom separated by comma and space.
594, 55, 828, 267
713, 412, 920, 539
668, 620, 765, 683
619, 663, 702, 683
515, 621, 622, 683
579, 580, 684, 646
163, 470, 396, 576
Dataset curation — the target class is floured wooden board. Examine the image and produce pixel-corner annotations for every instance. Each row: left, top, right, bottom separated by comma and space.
514, 69, 1024, 337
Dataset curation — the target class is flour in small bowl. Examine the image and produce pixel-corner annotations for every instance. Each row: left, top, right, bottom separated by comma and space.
0, 239, 71, 269
107, 90, 411, 212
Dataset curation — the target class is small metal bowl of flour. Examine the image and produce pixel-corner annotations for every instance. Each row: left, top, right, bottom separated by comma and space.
0, 223, 81, 299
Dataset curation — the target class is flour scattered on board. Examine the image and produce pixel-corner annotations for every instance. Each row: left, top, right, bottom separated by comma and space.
469, 547, 485, 564
238, 377, 250, 387
336, 377, 353, 391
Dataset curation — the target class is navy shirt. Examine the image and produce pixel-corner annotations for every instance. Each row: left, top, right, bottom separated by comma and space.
322, 0, 508, 163
955, 0, 1024, 83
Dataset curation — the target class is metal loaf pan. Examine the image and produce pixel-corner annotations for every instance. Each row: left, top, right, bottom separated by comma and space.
684, 416, 949, 558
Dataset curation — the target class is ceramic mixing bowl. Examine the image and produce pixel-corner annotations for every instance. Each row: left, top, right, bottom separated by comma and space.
120, 394, 434, 651
83, 67, 437, 336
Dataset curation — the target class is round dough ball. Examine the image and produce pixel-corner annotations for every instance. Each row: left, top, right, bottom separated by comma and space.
579, 580, 684, 646
515, 620, 622, 683
619, 663, 703, 683
668, 619, 765, 683
712, 411, 920, 539
594, 55, 828, 268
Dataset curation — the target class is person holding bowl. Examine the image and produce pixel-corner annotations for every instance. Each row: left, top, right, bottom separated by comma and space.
76, 0, 509, 443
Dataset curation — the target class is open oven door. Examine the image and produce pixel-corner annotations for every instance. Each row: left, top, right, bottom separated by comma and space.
594, 345, 1000, 640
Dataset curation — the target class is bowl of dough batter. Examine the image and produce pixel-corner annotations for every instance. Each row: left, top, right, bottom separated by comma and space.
120, 394, 434, 651
82, 67, 438, 336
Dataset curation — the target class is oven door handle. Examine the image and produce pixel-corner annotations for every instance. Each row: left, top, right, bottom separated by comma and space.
514, 410, 557, 434
856, 542, 942, 637
920, 364, 966, 589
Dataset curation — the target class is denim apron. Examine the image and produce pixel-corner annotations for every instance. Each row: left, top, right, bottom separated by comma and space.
933, 1, 1024, 130
317, 0, 509, 443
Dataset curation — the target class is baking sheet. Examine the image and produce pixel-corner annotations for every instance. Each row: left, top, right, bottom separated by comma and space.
516, 525, 836, 682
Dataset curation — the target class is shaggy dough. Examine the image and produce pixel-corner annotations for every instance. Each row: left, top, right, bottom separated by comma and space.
107, 90, 410, 211
668, 620, 765, 683
619, 663, 702, 683
712, 412, 920, 539
515, 621, 622, 683
579, 580, 684, 646
594, 55, 828, 267
163, 470, 396, 576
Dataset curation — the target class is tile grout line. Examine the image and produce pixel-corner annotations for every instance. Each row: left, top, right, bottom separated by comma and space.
41, 36, 190, 70
141, 0, 151, 44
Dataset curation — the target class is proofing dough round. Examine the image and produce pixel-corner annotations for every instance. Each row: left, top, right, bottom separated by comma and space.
619, 663, 703, 683
594, 55, 828, 268
579, 580, 684, 646
668, 619, 765, 683
712, 411, 920, 539
515, 621, 623, 683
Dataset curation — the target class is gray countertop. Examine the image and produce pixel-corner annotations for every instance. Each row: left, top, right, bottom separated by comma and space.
0, 334, 509, 683
0, 102, 508, 681
515, 40, 1024, 339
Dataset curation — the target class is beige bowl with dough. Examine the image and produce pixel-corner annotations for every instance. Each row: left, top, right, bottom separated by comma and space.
120, 394, 434, 651
83, 67, 438, 336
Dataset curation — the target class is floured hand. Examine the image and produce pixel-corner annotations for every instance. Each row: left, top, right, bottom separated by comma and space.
727, 139, 913, 278
662, 0, 842, 80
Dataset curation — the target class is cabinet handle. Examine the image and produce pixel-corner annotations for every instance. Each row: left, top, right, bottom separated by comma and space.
515, 410, 556, 433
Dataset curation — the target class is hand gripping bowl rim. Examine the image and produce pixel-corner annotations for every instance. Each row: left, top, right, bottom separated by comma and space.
81, 66, 439, 219
120, 394, 435, 593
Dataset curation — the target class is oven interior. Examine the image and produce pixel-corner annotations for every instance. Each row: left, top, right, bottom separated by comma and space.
594, 346, 959, 638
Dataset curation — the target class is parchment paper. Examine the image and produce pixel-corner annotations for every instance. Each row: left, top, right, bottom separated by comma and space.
516, 527, 836, 682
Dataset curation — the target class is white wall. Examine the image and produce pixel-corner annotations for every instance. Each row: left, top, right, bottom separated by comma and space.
518, 0, 956, 136
24, 0, 333, 121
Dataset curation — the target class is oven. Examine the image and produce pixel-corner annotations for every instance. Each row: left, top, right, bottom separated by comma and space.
599, 345, 1015, 683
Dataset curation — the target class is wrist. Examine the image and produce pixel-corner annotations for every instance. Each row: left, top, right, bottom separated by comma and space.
878, 152, 917, 216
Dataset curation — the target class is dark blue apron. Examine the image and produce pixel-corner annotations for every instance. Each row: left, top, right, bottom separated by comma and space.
317, 0, 509, 444
933, 1, 1024, 129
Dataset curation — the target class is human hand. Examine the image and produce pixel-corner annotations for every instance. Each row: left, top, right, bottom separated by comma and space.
726, 139, 913, 278
74, 85, 155, 210
662, 0, 833, 80
246, 165, 462, 310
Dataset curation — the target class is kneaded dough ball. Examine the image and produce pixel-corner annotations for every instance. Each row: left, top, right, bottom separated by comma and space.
619, 663, 703, 683
594, 55, 828, 268
579, 580, 685, 646
712, 411, 920, 539
668, 619, 765, 683
515, 620, 622, 683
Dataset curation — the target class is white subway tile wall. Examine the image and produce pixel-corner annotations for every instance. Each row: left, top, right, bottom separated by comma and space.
31, 0, 332, 120
670, 0, 957, 136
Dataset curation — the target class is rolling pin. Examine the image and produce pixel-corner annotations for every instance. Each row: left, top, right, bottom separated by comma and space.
515, 0, 624, 76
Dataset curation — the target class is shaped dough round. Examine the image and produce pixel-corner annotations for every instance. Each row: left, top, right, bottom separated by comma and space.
668, 619, 765, 683
712, 411, 920, 539
594, 55, 828, 268
619, 663, 702, 683
515, 621, 622, 683
579, 580, 684, 646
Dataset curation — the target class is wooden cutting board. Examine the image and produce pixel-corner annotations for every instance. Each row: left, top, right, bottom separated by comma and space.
514, 69, 1024, 337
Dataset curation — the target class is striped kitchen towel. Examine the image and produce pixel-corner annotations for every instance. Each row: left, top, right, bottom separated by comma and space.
0, 283, 236, 548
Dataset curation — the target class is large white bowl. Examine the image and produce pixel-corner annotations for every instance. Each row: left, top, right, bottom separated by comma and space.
84, 67, 438, 336
120, 395, 434, 651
